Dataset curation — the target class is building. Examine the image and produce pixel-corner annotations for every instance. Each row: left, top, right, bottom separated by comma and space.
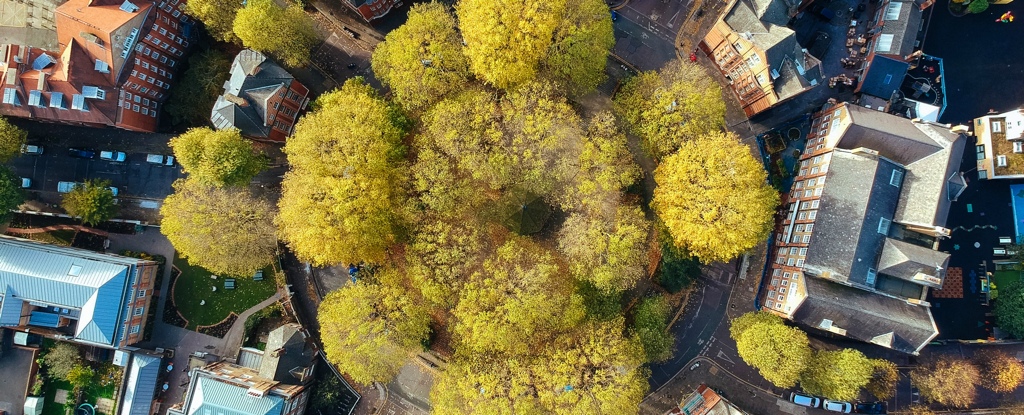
862, 0, 925, 62
119, 352, 162, 415
666, 384, 748, 415
973, 108, 1024, 180
0, 235, 159, 349
343, 0, 401, 22
0, 0, 194, 132
699, 0, 822, 117
169, 324, 316, 415
760, 102, 967, 355
210, 49, 309, 142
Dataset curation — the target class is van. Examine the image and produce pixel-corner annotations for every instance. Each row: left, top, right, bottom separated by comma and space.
146, 154, 175, 166
790, 392, 820, 408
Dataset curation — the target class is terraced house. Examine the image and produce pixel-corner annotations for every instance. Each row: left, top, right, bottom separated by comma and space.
0, 0, 194, 131
761, 102, 968, 355
973, 107, 1024, 180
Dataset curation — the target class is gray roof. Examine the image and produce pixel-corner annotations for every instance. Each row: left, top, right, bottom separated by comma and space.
803, 150, 903, 286
120, 354, 162, 415
723, 0, 818, 101
210, 49, 295, 139
259, 324, 315, 386
877, 0, 923, 57
187, 375, 285, 415
859, 55, 909, 100
0, 236, 145, 346
794, 277, 938, 354
877, 238, 949, 288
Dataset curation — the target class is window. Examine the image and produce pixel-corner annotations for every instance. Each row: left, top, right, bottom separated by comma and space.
803, 235, 811, 243
1015, 141, 1023, 153
807, 178, 816, 186
814, 187, 823, 196
798, 212, 807, 220
153, 52, 160, 60
810, 166, 819, 174
783, 272, 791, 278
795, 259, 804, 267
808, 211, 816, 220
799, 248, 807, 256
804, 189, 812, 197
796, 224, 804, 232
766, 300, 775, 308
130, 325, 140, 334
771, 279, 779, 286
142, 108, 149, 115
878, 217, 891, 234
790, 247, 798, 255
782, 280, 789, 286
779, 247, 787, 255
787, 258, 795, 266
805, 224, 813, 232
778, 295, 784, 301
144, 47, 151, 55
811, 200, 819, 208
890, 169, 904, 186
866, 268, 878, 286
142, 61, 149, 69
745, 54, 762, 68
833, 109, 841, 117
994, 121, 1004, 133
138, 289, 146, 298
780, 288, 787, 294
134, 307, 144, 316
813, 156, 822, 164
875, 34, 895, 52
998, 154, 1008, 167
131, 70, 137, 77
884, 1, 903, 20
773, 269, 781, 277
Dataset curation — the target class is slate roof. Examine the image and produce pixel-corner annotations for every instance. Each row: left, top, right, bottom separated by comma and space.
211, 49, 295, 139
120, 354, 161, 415
859, 55, 909, 100
258, 324, 315, 386
803, 150, 903, 286
0, 236, 144, 346
876, 238, 949, 288
794, 276, 938, 354
877, 0, 923, 57
186, 375, 285, 415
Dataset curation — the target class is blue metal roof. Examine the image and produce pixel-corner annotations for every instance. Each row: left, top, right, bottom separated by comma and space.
120, 354, 161, 415
29, 311, 60, 328
860, 55, 909, 100
188, 376, 285, 415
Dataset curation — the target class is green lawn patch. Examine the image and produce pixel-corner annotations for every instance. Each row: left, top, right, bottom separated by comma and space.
21, 229, 77, 246
993, 269, 1023, 293
172, 255, 277, 329
41, 377, 73, 415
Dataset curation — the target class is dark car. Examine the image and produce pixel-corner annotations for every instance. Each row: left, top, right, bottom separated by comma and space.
854, 402, 887, 414
68, 148, 97, 159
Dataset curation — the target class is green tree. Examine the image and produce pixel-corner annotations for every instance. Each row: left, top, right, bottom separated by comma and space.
233, 0, 318, 67
43, 343, 82, 380
578, 280, 623, 321
731, 311, 811, 388
160, 180, 277, 276
910, 357, 980, 408
406, 217, 488, 307
183, 0, 241, 42
653, 131, 778, 264
370, 2, 469, 112
976, 350, 1024, 393
631, 295, 673, 362
541, 0, 614, 95
728, 311, 784, 342
800, 349, 876, 401
557, 204, 650, 292
66, 365, 94, 391
61, 179, 117, 225
614, 60, 726, 158
170, 127, 266, 187
431, 355, 545, 414
165, 49, 232, 127
0, 166, 25, 223
277, 79, 408, 265
906, 405, 936, 415
557, 112, 639, 214
456, 0, 566, 89
0, 116, 26, 163
318, 272, 431, 385
995, 280, 1024, 338
658, 228, 701, 293
866, 359, 899, 400
967, 0, 989, 13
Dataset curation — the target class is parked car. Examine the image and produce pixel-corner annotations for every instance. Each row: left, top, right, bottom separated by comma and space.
57, 181, 79, 193
108, 187, 118, 197
824, 400, 853, 413
790, 393, 821, 408
20, 178, 30, 188
854, 401, 887, 414
20, 144, 43, 155
100, 150, 126, 162
146, 154, 175, 166
68, 148, 96, 159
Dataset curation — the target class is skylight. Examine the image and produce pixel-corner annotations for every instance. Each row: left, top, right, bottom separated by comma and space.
68, 265, 83, 277
875, 34, 895, 53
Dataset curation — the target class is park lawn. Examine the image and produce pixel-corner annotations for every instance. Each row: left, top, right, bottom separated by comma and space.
993, 269, 1023, 292
172, 255, 277, 329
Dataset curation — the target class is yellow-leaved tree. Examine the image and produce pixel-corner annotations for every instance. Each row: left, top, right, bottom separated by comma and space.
556, 111, 639, 214
183, 0, 241, 42
277, 78, 408, 265
233, 0, 318, 67
557, 203, 650, 292
653, 131, 778, 263
169, 127, 266, 188
542, 0, 615, 95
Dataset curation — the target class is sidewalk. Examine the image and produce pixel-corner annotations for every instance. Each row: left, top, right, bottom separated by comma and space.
640, 357, 796, 415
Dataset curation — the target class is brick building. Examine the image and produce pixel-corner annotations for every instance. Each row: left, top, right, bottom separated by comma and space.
343, 0, 401, 22
0, 0, 194, 132
210, 49, 309, 142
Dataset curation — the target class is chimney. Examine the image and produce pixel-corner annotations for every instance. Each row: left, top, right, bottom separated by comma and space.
224, 93, 247, 107
37, 73, 46, 91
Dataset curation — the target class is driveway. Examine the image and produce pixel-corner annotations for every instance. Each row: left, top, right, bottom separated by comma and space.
0, 345, 34, 415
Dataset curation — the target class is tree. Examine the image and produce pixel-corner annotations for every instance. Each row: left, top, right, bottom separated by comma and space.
277, 79, 408, 265
233, 0, 318, 67
975, 350, 1024, 393
452, 236, 584, 356
614, 60, 726, 158
557, 204, 650, 292
731, 311, 811, 388
910, 357, 980, 408
653, 131, 778, 264
800, 349, 875, 401
728, 311, 785, 342
165, 49, 232, 127
170, 127, 266, 187
0, 166, 25, 223
160, 180, 277, 276
865, 359, 899, 400
406, 217, 488, 307
658, 228, 701, 293
541, 0, 614, 95
431, 355, 545, 415
370, 2, 469, 112
183, 0, 241, 42
967, 0, 989, 13
66, 365, 94, 391
0, 116, 26, 163
456, 0, 566, 89
62, 179, 117, 225
995, 280, 1024, 338
318, 272, 431, 385
906, 405, 936, 415
556, 112, 639, 214
631, 295, 673, 362
43, 343, 82, 380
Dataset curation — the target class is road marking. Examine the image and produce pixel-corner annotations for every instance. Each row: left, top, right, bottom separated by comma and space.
716, 350, 735, 364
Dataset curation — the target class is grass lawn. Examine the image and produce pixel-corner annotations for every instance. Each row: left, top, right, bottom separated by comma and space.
20, 229, 77, 246
41, 377, 73, 415
172, 255, 277, 329
993, 269, 1023, 292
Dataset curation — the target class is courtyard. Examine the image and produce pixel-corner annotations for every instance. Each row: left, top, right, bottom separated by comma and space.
170, 256, 278, 330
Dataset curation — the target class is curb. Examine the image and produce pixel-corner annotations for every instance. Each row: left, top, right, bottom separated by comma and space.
645, 356, 777, 400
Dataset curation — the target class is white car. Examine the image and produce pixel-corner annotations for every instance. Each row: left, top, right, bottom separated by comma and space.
100, 151, 126, 162
790, 393, 820, 408
146, 154, 175, 166
57, 181, 79, 193
108, 187, 118, 197
823, 400, 852, 413
21, 144, 43, 155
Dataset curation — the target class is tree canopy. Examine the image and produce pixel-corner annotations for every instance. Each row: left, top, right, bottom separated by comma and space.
318, 271, 431, 385
406, 217, 488, 307
557, 204, 650, 291
42, 342, 82, 380
910, 357, 979, 408
165, 49, 232, 127
541, 0, 615, 95
653, 131, 778, 263
614, 60, 726, 158
800, 349, 876, 401
0, 166, 24, 223
731, 311, 811, 388
631, 295, 673, 362
557, 112, 638, 214
995, 280, 1024, 338
233, 0, 318, 67
183, 0, 241, 42
371, 2, 469, 112
277, 79, 408, 265
161, 180, 277, 276
170, 127, 266, 188
975, 350, 1024, 393
866, 359, 899, 400
62, 179, 117, 225
0, 116, 26, 163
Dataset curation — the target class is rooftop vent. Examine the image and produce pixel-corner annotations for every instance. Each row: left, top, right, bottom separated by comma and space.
94, 59, 109, 74
82, 86, 105, 100
50, 92, 64, 109
119, 0, 139, 12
